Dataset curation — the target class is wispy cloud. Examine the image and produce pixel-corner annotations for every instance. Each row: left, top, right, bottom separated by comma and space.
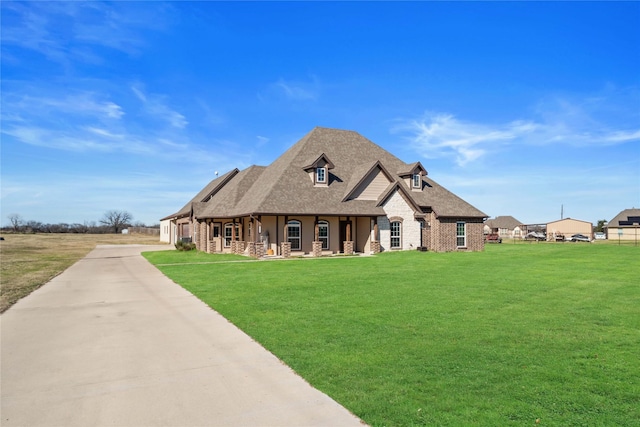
256, 135, 270, 146
392, 113, 534, 166
2, 91, 124, 121
0, 2, 173, 63
132, 86, 188, 129
262, 77, 320, 102
1, 84, 198, 160
394, 88, 640, 166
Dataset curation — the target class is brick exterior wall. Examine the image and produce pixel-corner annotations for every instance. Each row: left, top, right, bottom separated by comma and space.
433, 218, 485, 252
199, 222, 207, 251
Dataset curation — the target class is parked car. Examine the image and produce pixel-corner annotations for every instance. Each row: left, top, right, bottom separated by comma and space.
568, 234, 591, 242
525, 231, 546, 241
485, 233, 502, 243
554, 233, 566, 242
594, 232, 606, 240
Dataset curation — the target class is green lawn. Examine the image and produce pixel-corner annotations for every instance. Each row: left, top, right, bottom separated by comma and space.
143, 244, 639, 426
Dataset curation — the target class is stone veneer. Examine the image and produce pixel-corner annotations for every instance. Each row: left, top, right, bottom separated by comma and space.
247, 242, 257, 257
247, 241, 265, 258
370, 241, 381, 254
312, 241, 323, 257
281, 242, 291, 258
343, 241, 354, 255
199, 222, 207, 251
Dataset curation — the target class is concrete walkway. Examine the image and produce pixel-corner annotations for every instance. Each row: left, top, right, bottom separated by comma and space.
1, 244, 364, 426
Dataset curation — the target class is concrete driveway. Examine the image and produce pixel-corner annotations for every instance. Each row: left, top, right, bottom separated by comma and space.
1, 244, 363, 426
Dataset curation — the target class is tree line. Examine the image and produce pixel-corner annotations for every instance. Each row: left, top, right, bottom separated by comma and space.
4, 211, 159, 234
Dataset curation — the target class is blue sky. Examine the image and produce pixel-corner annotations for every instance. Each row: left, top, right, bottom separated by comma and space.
2, 1, 639, 227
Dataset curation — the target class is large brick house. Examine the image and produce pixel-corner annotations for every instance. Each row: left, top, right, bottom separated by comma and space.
161, 127, 487, 256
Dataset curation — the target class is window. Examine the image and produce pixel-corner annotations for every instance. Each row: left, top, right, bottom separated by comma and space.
412, 173, 421, 189
456, 222, 466, 247
287, 220, 301, 250
316, 167, 326, 184
390, 221, 402, 249
318, 220, 329, 250
224, 223, 239, 247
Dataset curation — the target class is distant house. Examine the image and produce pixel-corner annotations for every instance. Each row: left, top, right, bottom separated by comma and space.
484, 216, 524, 239
161, 127, 487, 256
607, 208, 640, 241
546, 218, 593, 241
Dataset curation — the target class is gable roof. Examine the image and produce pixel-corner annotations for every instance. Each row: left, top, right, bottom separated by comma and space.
302, 153, 335, 171
608, 208, 640, 227
176, 127, 486, 220
397, 161, 427, 177
161, 168, 239, 220
484, 215, 523, 229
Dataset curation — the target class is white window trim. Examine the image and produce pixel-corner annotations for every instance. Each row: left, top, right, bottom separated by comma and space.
316, 167, 327, 184
456, 221, 467, 248
412, 173, 421, 189
287, 220, 301, 250
390, 221, 402, 249
224, 222, 239, 247
318, 220, 329, 250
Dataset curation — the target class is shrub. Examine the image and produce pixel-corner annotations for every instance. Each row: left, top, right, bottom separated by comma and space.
175, 240, 196, 251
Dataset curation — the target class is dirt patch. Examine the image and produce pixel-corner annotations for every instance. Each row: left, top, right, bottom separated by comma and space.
0, 233, 163, 313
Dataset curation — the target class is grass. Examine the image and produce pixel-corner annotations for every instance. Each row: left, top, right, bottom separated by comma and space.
144, 244, 640, 426
0, 233, 163, 312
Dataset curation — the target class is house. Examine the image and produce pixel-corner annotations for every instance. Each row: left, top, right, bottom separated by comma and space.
483, 216, 524, 239
161, 127, 487, 256
607, 208, 640, 241
546, 218, 593, 241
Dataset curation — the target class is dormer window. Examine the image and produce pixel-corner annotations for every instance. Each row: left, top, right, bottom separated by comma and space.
412, 173, 421, 189
303, 153, 335, 187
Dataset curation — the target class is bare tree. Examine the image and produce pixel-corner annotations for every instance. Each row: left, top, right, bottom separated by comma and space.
100, 210, 133, 234
7, 214, 23, 233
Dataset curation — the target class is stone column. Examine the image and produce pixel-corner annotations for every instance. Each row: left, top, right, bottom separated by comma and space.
343, 241, 354, 255
371, 241, 381, 254
256, 241, 265, 258
247, 241, 257, 257
281, 242, 291, 258
199, 222, 207, 251
312, 241, 323, 257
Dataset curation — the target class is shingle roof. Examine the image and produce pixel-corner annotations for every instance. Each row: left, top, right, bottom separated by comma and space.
484, 215, 523, 229
161, 168, 239, 220
608, 208, 640, 227
185, 127, 486, 219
